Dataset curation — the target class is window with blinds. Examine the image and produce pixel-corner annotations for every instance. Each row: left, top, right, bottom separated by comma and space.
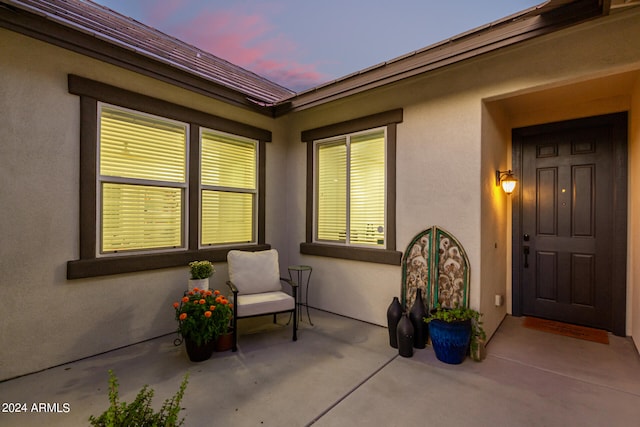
315, 128, 386, 247
99, 104, 187, 253
200, 129, 257, 246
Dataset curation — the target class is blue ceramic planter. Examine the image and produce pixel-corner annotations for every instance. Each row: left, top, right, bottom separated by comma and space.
428, 319, 471, 364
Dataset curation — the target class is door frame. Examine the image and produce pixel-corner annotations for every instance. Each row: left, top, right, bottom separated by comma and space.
511, 112, 628, 336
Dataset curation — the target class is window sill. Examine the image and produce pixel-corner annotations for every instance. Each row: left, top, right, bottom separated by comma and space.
300, 242, 401, 265
67, 244, 271, 279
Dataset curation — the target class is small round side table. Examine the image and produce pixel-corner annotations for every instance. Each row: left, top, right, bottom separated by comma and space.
288, 265, 313, 326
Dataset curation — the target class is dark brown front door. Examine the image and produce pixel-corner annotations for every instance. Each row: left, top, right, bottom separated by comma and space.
513, 113, 627, 335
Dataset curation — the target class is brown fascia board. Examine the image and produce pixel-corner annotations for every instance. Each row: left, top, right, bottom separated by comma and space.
280, 0, 607, 113
0, 2, 278, 117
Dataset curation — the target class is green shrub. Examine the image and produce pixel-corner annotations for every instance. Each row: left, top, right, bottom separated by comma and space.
89, 370, 189, 427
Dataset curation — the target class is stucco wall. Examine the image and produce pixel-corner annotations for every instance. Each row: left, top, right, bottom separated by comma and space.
284, 8, 640, 337
0, 29, 287, 380
630, 74, 640, 351
480, 102, 512, 336
2, 7, 640, 380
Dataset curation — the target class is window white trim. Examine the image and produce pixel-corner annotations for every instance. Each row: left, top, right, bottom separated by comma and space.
312, 127, 387, 248
96, 102, 189, 257
199, 128, 259, 248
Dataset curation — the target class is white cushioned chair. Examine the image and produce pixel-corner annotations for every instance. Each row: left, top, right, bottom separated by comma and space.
226, 249, 297, 351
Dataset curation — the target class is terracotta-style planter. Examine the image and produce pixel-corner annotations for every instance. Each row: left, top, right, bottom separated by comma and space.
215, 331, 233, 352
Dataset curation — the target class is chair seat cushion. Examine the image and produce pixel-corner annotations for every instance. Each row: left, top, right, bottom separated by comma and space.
236, 291, 295, 318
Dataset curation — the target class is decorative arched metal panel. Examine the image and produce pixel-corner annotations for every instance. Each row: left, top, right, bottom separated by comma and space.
401, 228, 432, 311
401, 226, 470, 311
433, 228, 470, 309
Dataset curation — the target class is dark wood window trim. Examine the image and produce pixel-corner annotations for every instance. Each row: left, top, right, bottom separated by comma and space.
67, 76, 270, 279
300, 109, 403, 266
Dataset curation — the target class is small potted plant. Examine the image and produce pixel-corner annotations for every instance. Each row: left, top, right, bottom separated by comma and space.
188, 260, 214, 290
210, 293, 234, 352
173, 288, 232, 361
425, 304, 485, 364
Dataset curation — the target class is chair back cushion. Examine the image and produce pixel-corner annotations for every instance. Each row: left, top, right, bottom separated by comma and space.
227, 249, 282, 295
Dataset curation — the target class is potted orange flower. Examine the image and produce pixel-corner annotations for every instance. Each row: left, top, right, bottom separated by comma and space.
211, 293, 233, 352
173, 288, 233, 361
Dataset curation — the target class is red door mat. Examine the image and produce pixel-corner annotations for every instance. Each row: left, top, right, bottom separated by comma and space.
523, 317, 609, 344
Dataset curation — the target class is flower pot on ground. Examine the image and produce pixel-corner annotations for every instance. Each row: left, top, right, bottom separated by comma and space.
188, 260, 215, 290
173, 288, 233, 362
215, 330, 234, 352
184, 337, 216, 362
425, 305, 485, 365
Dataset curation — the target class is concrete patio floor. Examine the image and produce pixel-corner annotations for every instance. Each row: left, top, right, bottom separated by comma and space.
1, 309, 639, 426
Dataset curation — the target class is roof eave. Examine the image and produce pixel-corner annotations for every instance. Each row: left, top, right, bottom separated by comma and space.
279, 0, 608, 113
0, 1, 282, 116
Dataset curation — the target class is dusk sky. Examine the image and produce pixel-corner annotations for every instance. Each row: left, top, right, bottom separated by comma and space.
94, 0, 542, 92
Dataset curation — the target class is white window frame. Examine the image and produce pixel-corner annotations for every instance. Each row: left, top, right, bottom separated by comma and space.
96, 102, 189, 257
313, 127, 387, 248
199, 128, 258, 248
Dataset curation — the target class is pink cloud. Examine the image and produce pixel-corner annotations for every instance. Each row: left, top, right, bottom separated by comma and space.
254, 59, 326, 92
142, 4, 327, 91
142, 0, 191, 24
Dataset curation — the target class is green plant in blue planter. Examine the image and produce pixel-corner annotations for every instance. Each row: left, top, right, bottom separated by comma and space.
425, 304, 485, 364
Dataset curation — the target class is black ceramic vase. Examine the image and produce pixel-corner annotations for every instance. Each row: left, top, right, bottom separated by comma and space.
397, 313, 414, 357
386, 297, 402, 348
409, 288, 429, 349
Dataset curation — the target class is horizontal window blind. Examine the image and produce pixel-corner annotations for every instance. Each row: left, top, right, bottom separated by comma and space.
201, 130, 256, 189
315, 129, 385, 246
99, 104, 186, 254
200, 129, 257, 246
350, 130, 385, 246
102, 183, 183, 252
316, 140, 347, 242
201, 191, 254, 245
100, 106, 186, 182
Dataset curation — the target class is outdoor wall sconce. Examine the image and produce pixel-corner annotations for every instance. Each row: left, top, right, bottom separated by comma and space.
496, 170, 517, 195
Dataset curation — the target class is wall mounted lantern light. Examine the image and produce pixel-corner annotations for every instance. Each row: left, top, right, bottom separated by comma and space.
496, 170, 517, 195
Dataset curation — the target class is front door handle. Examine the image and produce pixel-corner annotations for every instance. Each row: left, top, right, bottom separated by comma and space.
523, 246, 530, 268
